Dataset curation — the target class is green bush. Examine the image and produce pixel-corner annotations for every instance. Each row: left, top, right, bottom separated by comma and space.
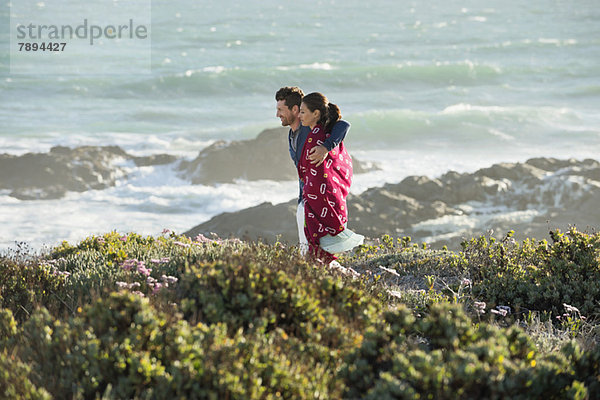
462, 228, 600, 319
0, 350, 50, 400
176, 254, 377, 347
0, 256, 67, 322
2, 229, 599, 398
340, 302, 593, 400
18, 291, 341, 399
0, 308, 17, 348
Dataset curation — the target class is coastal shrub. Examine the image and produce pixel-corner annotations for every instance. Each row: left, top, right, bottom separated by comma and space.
564, 341, 600, 397
0, 351, 51, 400
4, 230, 600, 398
0, 256, 67, 322
17, 292, 341, 399
340, 302, 590, 399
342, 236, 473, 312
343, 235, 468, 290
462, 228, 600, 319
0, 308, 49, 399
28, 231, 243, 317
178, 258, 375, 334
175, 247, 379, 358
0, 308, 17, 348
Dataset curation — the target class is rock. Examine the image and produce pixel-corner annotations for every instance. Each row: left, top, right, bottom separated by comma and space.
10, 186, 67, 201
184, 157, 600, 250
394, 176, 444, 201
439, 173, 489, 203
133, 154, 178, 167
475, 162, 545, 181
178, 128, 296, 184
184, 200, 299, 243
178, 127, 378, 185
1, 128, 377, 201
525, 157, 580, 172
0, 145, 178, 200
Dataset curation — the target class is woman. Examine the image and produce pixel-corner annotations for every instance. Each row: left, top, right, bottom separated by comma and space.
298, 92, 364, 263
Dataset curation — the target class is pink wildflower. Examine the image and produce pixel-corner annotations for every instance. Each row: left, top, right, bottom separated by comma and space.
120, 235, 128, 242
150, 258, 170, 264
161, 275, 178, 285
137, 264, 152, 277
121, 259, 137, 271
152, 282, 165, 295
194, 233, 212, 243
174, 241, 191, 248
162, 228, 172, 235
563, 303, 580, 313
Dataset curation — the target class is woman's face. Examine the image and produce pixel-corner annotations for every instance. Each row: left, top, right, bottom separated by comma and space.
299, 102, 320, 129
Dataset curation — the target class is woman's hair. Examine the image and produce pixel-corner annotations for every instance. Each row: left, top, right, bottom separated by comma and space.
301, 92, 342, 132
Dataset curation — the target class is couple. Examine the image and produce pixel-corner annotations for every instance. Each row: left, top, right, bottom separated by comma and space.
275, 87, 364, 264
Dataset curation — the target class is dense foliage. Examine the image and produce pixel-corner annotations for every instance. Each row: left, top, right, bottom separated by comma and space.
1, 228, 599, 398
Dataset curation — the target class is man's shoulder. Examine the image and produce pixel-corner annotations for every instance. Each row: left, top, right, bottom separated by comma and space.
335, 119, 351, 129
289, 125, 311, 136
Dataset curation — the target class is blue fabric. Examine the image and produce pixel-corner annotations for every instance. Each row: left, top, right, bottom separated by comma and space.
288, 120, 350, 203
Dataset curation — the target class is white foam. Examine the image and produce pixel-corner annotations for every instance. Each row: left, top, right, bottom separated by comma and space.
276, 62, 335, 71
0, 162, 298, 250
468, 16, 487, 22
415, 208, 540, 244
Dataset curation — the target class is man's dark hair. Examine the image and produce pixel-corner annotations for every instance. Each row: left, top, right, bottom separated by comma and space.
275, 86, 304, 110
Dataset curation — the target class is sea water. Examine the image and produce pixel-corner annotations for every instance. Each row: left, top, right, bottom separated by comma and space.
0, 0, 599, 249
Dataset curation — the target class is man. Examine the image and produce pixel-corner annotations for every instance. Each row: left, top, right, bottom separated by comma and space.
275, 86, 350, 254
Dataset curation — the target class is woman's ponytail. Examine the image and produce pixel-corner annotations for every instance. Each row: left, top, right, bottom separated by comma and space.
301, 92, 343, 132
326, 103, 341, 133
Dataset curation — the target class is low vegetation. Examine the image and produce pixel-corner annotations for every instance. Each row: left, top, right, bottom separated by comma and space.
1, 228, 599, 399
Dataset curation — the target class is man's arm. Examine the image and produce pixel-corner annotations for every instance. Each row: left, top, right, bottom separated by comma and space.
323, 120, 350, 151
308, 120, 350, 166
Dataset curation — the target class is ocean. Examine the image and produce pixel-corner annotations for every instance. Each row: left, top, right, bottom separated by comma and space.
1, 0, 599, 250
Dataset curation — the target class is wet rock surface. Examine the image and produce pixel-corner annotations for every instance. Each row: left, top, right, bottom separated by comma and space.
1, 146, 121, 200
0, 145, 178, 200
1, 128, 375, 200
185, 158, 600, 249
177, 127, 376, 184
185, 200, 299, 243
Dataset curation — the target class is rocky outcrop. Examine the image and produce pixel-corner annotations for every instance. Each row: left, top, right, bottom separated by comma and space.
185, 158, 600, 249
185, 200, 299, 243
177, 127, 376, 184
0, 146, 177, 200
1, 128, 375, 200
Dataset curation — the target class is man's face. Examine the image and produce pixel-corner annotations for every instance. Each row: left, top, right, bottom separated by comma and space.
276, 100, 299, 127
